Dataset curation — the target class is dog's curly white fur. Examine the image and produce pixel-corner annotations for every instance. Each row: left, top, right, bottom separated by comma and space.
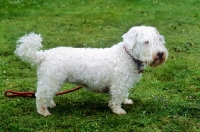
15, 26, 168, 116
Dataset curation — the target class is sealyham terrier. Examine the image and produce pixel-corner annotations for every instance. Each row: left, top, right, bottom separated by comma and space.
15, 26, 168, 116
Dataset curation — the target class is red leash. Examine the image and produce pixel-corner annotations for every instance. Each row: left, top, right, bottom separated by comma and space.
4, 86, 82, 98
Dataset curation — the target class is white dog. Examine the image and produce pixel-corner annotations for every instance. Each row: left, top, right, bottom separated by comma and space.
15, 26, 168, 116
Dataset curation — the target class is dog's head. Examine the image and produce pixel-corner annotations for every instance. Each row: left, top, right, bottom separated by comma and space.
122, 26, 168, 67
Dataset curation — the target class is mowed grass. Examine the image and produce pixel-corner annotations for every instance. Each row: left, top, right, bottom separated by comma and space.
0, 0, 200, 131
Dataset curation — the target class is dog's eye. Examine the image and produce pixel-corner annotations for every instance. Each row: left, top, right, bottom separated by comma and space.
144, 41, 149, 45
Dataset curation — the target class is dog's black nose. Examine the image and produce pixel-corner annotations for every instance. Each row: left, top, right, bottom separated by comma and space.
157, 52, 164, 58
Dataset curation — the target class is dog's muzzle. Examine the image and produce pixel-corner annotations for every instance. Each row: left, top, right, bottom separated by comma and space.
149, 51, 168, 67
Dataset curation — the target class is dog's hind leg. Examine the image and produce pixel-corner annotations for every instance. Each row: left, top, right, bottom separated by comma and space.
49, 99, 56, 108
35, 79, 62, 116
35, 92, 52, 116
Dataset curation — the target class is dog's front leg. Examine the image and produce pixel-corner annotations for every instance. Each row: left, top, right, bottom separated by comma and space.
123, 98, 134, 105
108, 88, 127, 115
123, 92, 134, 105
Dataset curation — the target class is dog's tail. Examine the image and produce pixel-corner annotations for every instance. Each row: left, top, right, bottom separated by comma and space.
15, 33, 43, 66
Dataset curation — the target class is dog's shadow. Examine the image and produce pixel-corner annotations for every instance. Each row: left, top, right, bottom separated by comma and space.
52, 94, 200, 118
52, 93, 111, 116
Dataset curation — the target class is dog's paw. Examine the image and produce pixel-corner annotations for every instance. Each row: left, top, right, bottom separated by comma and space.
123, 99, 134, 105
49, 100, 56, 108
112, 108, 127, 115
37, 106, 52, 116
43, 111, 52, 117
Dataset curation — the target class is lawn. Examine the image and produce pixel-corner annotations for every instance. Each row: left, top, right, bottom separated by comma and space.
0, 0, 200, 131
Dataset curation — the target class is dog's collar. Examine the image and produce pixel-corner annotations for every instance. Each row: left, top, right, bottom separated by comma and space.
123, 45, 144, 73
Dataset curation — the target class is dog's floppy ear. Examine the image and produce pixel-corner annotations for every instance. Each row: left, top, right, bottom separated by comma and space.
122, 27, 138, 50
159, 35, 165, 44
153, 27, 159, 34
153, 27, 165, 44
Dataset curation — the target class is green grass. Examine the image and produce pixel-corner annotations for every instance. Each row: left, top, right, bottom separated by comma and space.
0, 0, 200, 131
